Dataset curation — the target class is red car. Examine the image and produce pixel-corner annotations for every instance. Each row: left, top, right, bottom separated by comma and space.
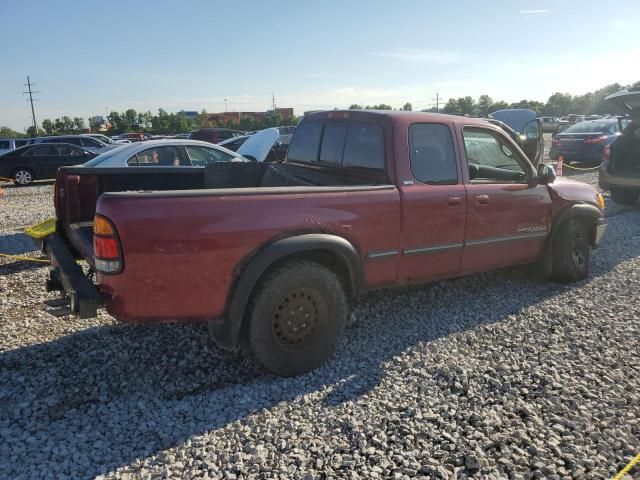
42, 110, 605, 376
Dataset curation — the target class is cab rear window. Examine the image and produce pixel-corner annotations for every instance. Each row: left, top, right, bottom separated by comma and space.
288, 120, 384, 170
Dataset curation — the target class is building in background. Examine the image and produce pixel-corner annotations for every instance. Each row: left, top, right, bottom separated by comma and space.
207, 107, 294, 125
89, 116, 111, 132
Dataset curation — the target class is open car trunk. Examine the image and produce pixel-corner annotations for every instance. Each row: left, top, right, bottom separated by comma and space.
55, 162, 389, 262
610, 120, 640, 176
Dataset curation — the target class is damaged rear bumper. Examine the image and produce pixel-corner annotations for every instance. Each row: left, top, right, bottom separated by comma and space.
42, 233, 102, 318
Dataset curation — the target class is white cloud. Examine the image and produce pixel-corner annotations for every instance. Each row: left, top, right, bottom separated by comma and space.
306, 73, 324, 78
519, 9, 549, 16
373, 49, 466, 64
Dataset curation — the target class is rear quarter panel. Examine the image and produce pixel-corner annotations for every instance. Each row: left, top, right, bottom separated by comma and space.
96, 187, 401, 322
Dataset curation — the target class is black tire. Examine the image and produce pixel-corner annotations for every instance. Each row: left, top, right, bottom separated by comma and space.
12, 168, 34, 186
246, 260, 347, 376
610, 188, 639, 206
551, 218, 590, 283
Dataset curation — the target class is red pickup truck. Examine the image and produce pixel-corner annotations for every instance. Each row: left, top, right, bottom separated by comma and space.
43, 110, 606, 376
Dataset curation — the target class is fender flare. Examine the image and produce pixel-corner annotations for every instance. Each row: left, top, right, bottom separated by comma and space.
550, 203, 603, 246
209, 233, 363, 349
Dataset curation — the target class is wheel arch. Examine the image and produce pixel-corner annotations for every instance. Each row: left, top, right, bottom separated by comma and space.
209, 233, 363, 350
551, 203, 602, 247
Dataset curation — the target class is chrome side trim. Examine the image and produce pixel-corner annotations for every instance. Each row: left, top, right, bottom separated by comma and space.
403, 243, 464, 256
366, 249, 400, 260
465, 231, 547, 247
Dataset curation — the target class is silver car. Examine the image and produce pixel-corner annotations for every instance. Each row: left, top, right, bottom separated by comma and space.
81, 139, 247, 168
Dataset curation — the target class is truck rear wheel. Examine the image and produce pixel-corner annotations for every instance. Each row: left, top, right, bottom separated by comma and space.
610, 188, 639, 206
247, 260, 347, 376
551, 218, 590, 283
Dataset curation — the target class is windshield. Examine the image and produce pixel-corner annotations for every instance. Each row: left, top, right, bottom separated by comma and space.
565, 121, 614, 133
82, 144, 129, 166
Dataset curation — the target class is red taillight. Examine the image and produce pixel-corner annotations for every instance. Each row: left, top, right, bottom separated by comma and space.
93, 214, 123, 274
584, 135, 606, 144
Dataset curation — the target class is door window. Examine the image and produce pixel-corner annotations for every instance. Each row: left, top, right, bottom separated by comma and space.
0, 141, 10, 149
185, 145, 234, 166
15, 140, 28, 147
81, 137, 102, 148
409, 123, 457, 184
287, 120, 323, 163
128, 146, 181, 166
57, 145, 84, 157
463, 128, 527, 183
32, 145, 58, 156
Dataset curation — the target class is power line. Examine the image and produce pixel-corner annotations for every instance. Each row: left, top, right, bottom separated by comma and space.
23, 76, 39, 134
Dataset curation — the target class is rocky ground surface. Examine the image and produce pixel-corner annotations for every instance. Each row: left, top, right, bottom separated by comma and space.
0, 172, 638, 480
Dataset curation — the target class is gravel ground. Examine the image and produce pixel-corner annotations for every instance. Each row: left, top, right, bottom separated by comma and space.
0, 173, 639, 480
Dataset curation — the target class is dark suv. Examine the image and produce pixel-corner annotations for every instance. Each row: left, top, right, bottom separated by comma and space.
187, 128, 245, 144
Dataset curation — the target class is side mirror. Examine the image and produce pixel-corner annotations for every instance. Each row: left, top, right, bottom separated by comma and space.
536, 163, 556, 185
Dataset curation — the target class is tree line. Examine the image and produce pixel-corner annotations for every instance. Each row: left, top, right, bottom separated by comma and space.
1, 80, 638, 138
349, 81, 640, 117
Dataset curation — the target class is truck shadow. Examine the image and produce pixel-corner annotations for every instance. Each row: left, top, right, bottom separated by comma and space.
0, 205, 639, 477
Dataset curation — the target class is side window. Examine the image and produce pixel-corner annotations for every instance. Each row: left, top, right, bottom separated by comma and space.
57, 145, 83, 157
463, 128, 527, 183
343, 124, 384, 169
81, 138, 100, 148
64, 138, 82, 146
287, 120, 322, 162
0, 141, 10, 149
319, 124, 348, 164
522, 121, 540, 140
21, 147, 34, 156
128, 146, 181, 166
409, 123, 458, 184
33, 145, 58, 156
15, 140, 28, 147
185, 146, 233, 166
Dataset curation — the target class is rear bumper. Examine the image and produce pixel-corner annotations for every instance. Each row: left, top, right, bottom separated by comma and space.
43, 233, 102, 318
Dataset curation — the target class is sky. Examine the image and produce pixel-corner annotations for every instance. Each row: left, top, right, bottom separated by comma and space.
1, 0, 639, 131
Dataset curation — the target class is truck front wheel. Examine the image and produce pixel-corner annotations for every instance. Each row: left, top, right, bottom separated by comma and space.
551, 218, 590, 283
247, 260, 347, 376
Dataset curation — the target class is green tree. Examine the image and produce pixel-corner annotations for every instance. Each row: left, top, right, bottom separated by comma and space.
0, 126, 26, 137
26, 126, 45, 137
509, 100, 544, 115
402, 102, 412, 111
73, 117, 85, 132
543, 93, 573, 116
41, 119, 55, 135
348, 104, 362, 110
365, 104, 392, 110
476, 95, 494, 117
491, 100, 509, 111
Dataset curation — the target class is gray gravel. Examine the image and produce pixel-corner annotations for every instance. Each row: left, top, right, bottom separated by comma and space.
1, 175, 639, 480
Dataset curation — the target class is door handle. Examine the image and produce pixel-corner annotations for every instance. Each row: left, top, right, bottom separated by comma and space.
447, 196, 462, 206
475, 194, 489, 205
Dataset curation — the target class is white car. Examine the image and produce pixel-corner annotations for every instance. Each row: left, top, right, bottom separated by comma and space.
81, 139, 249, 168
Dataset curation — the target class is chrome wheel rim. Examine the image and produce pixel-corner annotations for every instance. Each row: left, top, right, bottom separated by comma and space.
15, 170, 32, 185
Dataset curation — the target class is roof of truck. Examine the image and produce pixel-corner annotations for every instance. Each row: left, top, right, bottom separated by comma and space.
305, 109, 491, 127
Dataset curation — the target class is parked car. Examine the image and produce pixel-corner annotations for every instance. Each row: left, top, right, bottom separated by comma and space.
0, 143, 96, 185
27, 135, 116, 153
549, 118, 625, 164
40, 110, 605, 376
0, 138, 30, 155
599, 87, 640, 205
488, 109, 544, 166
567, 114, 586, 124
82, 139, 248, 168
539, 116, 560, 133
187, 128, 245, 144
84, 133, 129, 145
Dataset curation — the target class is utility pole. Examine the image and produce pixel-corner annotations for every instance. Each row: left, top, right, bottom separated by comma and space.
431, 92, 440, 112
272, 93, 276, 113
23, 76, 39, 134
224, 98, 228, 112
